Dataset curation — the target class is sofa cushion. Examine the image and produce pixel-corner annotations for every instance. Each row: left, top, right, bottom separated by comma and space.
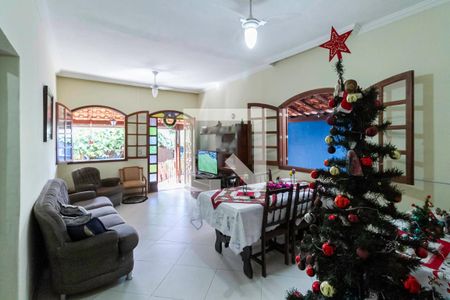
75, 196, 113, 210
97, 185, 123, 197
88, 206, 118, 218
109, 223, 139, 254
101, 177, 121, 187
98, 213, 125, 229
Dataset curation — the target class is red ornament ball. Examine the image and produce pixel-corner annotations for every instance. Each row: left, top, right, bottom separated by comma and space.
312, 281, 321, 293
347, 213, 359, 223
356, 247, 370, 260
404, 275, 421, 294
365, 126, 378, 137
308, 182, 316, 189
322, 242, 335, 256
415, 247, 428, 258
326, 115, 335, 125
360, 157, 373, 167
305, 265, 315, 277
375, 100, 383, 108
292, 290, 303, 298
310, 170, 319, 179
328, 99, 336, 108
295, 255, 301, 265
324, 159, 330, 166
328, 214, 337, 221
334, 195, 350, 209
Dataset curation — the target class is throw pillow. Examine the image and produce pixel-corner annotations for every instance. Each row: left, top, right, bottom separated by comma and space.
59, 202, 89, 217
65, 217, 107, 241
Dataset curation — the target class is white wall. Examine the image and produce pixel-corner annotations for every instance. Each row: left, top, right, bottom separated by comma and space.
200, 3, 450, 210
0, 0, 57, 299
0, 47, 20, 300
56, 76, 200, 189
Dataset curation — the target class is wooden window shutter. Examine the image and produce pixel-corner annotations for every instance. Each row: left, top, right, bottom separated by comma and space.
374, 71, 414, 185
247, 103, 280, 174
126, 111, 149, 159
55, 102, 73, 164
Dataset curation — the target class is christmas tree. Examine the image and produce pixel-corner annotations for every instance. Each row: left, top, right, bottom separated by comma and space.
286, 60, 442, 300
408, 195, 445, 243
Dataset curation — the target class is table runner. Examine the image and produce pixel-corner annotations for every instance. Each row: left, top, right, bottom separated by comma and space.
210, 187, 266, 209
414, 237, 450, 296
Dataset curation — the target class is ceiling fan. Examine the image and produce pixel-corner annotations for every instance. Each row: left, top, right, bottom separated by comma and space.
240, 0, 266, 49
152, 71, 159, 98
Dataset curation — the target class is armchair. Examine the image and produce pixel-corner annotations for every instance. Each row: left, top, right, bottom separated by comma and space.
119, 166, 147, 198
72, 167, 123, 206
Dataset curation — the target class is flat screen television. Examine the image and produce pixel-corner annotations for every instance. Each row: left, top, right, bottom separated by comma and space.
197, 150, 218, 175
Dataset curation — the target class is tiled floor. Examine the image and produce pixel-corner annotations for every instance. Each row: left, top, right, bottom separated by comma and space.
38, 188, 313, 300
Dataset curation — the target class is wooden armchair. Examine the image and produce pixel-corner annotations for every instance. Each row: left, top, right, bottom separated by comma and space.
119, 166, 147, 197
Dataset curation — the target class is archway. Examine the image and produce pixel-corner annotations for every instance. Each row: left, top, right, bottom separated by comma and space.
148, 111, 194, 191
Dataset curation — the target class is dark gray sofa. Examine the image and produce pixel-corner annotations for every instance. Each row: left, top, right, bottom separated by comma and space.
34, 179, 139, 299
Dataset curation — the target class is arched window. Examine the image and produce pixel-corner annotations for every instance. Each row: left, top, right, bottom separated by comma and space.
71, 105, 126, 162
279, 88, 337, 171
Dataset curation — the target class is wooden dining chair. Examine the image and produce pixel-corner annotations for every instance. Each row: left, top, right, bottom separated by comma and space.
251, 185, 293, 277
290, 182, 316, 264
224, 174, 241, 188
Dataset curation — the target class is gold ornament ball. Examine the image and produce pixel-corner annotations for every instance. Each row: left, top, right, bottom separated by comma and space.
324, 135, 334, 144
347, 94, 359, 103
390, 150, 401, 160
329, 166, 340, 176
320, 281, 336, 297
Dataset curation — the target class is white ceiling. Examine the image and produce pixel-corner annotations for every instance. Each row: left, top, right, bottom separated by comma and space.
44, 0, 428, 92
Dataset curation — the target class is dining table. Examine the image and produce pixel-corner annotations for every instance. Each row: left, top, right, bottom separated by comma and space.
197, 181, 312, 278
196, 183, 450, 296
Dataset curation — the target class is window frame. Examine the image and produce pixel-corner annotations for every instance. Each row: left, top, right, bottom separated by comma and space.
69, 105, 128, 164
278, 88, 334, 172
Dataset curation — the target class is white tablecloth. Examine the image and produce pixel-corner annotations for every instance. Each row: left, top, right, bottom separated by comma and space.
197, 182, 313, 254
198, 183, 267, 254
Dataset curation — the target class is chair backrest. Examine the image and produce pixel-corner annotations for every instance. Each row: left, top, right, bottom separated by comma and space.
291, 183, 316, 227
262, 185, 293, 231
72, 167, 101, 187
224, 174, 240, 188
119, 166, 143, 182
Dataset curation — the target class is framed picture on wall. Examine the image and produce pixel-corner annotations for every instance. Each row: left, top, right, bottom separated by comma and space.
43, 85, 54, 142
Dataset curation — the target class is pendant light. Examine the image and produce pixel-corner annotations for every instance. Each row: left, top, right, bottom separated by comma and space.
240, 0, 266, 49
152, 71, 159, 98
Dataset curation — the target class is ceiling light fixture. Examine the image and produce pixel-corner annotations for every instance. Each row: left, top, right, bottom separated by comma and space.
152, 71, 159, 98
240, 0, 266, 49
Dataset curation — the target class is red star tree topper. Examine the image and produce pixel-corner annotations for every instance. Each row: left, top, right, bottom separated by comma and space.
320, 26, 352, 61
